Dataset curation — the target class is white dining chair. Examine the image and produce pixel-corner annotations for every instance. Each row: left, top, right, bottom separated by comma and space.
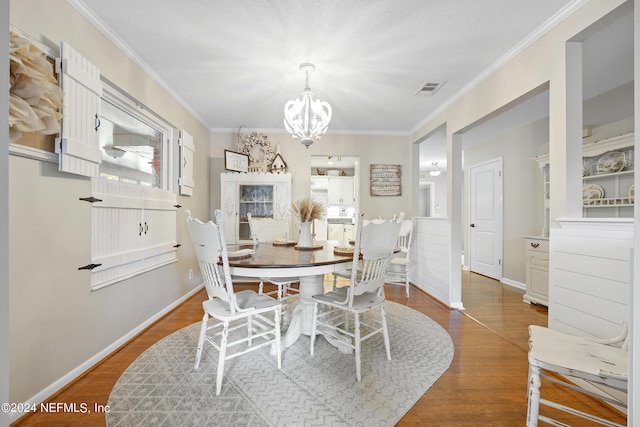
310, 211, 404, 381
526, 323, 628, 426
385, 218, 413, 298
247, 212, 300, 303
185, 209, 282, 396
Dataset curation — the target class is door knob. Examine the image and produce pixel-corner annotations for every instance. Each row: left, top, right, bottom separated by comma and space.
470, 223, 475, 227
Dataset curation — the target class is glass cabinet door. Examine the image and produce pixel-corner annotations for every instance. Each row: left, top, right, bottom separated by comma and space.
238, 184, 275, 241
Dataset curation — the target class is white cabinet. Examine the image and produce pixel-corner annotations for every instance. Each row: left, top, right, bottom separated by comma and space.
311, 177, 328, 190
220, 172, 291, 243
328, 177, 354, 205
523, 236, 549, 306
90, 179, 178, 290
328, 223, 354, 242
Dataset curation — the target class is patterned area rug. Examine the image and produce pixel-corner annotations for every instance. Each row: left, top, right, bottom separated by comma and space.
106, 301, 454, 426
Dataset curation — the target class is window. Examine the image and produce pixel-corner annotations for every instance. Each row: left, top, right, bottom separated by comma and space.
99, 84, 173, 190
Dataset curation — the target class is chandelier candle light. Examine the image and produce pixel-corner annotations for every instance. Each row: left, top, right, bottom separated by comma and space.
284, 63, 332, 148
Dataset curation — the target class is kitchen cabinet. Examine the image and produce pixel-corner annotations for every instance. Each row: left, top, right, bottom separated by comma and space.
523, 236, 549, 306
328, 177, 354, 205
328, 223, 354, 242
220, 172, 291, 243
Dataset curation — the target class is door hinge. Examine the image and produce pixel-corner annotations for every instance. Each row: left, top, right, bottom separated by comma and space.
173, 244, 181, 248
173, 204, 182, 208
78, 263, 102, 271
79, 196, 103, 203
498, 258, 501, 265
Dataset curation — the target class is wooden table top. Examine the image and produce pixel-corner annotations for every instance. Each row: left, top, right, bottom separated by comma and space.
226, 241, 354, 269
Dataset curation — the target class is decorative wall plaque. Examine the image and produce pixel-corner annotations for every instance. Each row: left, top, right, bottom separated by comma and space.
370, 164, 401, 196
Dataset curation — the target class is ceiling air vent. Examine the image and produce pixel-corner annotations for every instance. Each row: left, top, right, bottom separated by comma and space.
415, 81, 445, 96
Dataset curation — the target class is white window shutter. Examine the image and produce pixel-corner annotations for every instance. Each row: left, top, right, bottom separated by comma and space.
55, 42, 103, 178
178, 130, 195, 196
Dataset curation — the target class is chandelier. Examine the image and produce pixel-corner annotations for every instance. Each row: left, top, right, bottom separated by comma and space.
284, 63, 332, 148
429, 162, 441, 177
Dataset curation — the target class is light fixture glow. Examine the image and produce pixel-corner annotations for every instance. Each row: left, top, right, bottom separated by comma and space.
429, 162, 441, 176
284, 63, 332, 148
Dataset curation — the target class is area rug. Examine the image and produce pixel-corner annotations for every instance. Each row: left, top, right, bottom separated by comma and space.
106, 301, 454, 427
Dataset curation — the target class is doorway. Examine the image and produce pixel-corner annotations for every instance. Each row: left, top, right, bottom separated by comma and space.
469, 157, 503, 281
419, 181, 434, 217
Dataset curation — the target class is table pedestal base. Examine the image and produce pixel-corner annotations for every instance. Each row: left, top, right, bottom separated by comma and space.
278, 274, 352, 354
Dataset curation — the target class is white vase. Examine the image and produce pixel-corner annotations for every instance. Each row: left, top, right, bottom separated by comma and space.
298, 221, 313, 247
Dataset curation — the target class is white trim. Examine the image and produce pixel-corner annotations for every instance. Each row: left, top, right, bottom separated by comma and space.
501, 278, 526, 291
8, 283, 204, 424
451, 302, 465, 310
90, 259, 178, 292
8, 143, 58, 163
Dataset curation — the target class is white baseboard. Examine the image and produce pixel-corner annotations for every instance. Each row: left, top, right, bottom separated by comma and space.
501, 278, 525, 290
10, 283, 204, 423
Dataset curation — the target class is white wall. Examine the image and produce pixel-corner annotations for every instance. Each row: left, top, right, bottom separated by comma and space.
211, 131, 414, 219
1, 0, 11, 425
9, 0, 211, 408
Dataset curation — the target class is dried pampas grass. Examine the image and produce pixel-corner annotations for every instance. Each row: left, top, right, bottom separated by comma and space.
291, 196, 326, 223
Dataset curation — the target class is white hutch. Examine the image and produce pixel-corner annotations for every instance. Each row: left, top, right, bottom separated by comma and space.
527, 132, 634, 307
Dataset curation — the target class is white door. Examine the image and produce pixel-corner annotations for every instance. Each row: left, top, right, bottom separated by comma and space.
469, 158, 503, 280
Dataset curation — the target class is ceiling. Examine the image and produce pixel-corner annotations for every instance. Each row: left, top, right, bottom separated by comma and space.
71, 0, 632, 171
73, 0, 580, 133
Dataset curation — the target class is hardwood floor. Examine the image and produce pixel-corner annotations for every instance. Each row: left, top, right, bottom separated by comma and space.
12, 272, 626, 426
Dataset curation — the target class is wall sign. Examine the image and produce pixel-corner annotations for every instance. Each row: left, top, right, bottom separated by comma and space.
370, 164, 401, 196
224, 150, 249, 173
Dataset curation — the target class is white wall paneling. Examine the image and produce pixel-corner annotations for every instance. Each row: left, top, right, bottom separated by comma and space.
410, 217, 454, 307
550, 218, 632, 338
90, 179, 178, 290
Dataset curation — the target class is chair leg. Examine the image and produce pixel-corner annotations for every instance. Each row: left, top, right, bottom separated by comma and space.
275, 307, 282, 369
194, 312, 208, 369
310, 302, 318, 356
215, 322, 229, 396
405, 268, 410, 298
380, 303, 391, 360
258, 279, 265, 295
354, 313, 362, 382
526, 363, 541, 427
247, 314, 253, 347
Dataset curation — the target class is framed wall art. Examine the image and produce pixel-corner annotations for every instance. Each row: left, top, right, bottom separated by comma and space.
224, 150, 249, 173
370, 164, 401, 196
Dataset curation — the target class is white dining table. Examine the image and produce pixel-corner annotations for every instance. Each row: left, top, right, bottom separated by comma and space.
225, 240, 354, 351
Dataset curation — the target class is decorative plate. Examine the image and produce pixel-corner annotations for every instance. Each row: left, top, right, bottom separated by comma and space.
294, 243, 323, 251
227, 248, 255, 259
334, 246, 355, 256
272, 240, 296, 246
596, 151, 625, 174
583, 183, 604, 200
